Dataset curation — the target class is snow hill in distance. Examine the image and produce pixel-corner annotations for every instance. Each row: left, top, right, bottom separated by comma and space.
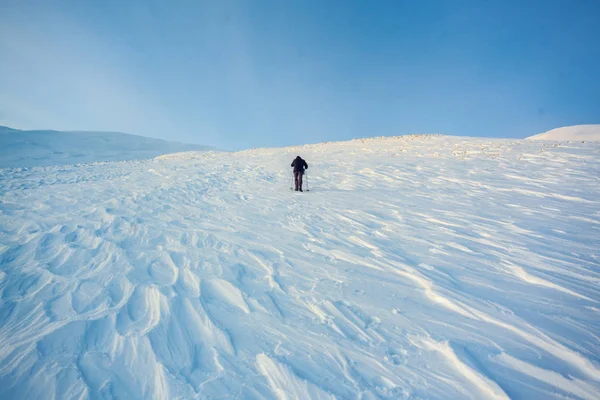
527, 124, 600, 142
1, 133, 599, 399
0, 125, 215, 168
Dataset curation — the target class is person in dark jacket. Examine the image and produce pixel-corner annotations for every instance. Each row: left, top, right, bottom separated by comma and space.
291, 156, 308, 191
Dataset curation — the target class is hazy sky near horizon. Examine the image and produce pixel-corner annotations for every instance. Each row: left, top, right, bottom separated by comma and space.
1, 0, 599, 150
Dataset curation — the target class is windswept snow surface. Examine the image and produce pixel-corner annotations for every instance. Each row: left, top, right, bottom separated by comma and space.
0, 125, 214, 168
527, 124, 600, 142
1, 135, 600, 399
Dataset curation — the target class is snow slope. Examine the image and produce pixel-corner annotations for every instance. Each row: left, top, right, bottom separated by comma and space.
527, 124, 600, 142
1, 135, 599, 399
0, 125, 214, 168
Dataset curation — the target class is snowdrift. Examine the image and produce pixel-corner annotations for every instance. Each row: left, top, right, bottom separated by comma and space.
0, 135, 599, 399
0, 125, 214, 168
527, 124, 600, 142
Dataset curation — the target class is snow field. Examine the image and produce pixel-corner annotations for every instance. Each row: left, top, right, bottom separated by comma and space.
0, 135, 599, 399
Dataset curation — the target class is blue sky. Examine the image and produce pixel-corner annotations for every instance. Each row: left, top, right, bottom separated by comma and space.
1, 0, 599, 150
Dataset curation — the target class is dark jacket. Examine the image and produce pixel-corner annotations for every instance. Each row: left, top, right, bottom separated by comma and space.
291, 157, 308, 173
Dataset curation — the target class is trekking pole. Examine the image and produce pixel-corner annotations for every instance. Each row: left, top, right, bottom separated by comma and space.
306, 170, 309, 192
290, 172, 293, 191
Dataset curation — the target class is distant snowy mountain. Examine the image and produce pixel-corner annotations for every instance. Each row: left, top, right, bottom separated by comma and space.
1, 135, 599, 399
0, 125, 215, 168
527, 124, 600, 141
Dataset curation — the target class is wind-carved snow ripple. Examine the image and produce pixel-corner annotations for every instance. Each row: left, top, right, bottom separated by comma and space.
0, 137, 599, 399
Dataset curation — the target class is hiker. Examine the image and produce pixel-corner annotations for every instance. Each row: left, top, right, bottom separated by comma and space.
291, 156, 308, 191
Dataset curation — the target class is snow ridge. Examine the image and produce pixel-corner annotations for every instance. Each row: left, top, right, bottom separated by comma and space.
527, 124, 600, 142
0, 125, 215, 168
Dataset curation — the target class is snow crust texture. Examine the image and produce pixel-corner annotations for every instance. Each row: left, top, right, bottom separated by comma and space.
527, 124, 600, 142
1, 135, 599, 399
